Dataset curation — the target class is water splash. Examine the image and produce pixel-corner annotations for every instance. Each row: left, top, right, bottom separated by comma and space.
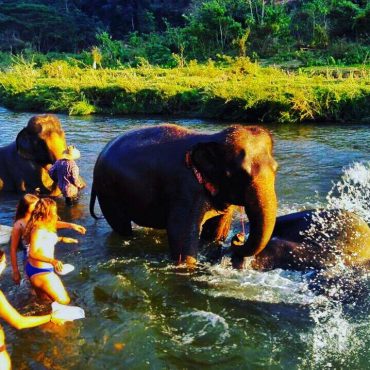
326, 161, 370, 223
178, 310, 230, 343
196, 161, 370, 307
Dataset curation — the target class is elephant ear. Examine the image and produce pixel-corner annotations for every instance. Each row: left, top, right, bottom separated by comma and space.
191, 142, 226, 184
16, 128, 35, 160
16, 128, 49, 164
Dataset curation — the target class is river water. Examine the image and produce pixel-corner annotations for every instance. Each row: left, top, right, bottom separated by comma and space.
0, 107, 369, 369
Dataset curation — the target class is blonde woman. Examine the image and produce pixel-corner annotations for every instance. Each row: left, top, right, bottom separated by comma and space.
24, 198, 79, 304
10, 194, 86, 285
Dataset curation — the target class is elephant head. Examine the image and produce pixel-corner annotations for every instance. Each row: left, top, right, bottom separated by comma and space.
190, 125, 278, 261
16, 114, 67, 166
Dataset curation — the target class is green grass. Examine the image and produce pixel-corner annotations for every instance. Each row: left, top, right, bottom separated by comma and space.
0, 57, 369, 123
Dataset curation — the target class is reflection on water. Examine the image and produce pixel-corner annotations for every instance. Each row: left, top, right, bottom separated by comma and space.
0, 107, 369, 369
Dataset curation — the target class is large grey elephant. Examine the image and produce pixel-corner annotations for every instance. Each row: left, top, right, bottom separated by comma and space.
0, 114, 68, 195
90, 124, 278, 265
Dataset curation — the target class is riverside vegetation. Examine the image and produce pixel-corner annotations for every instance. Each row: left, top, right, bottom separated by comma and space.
0, 57, 369, 123
0, 1, 369, 123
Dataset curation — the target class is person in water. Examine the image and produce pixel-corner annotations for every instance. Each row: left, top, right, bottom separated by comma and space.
0, 249, 64, 370
24, 198, 79, 304
48, 145, 85, 206
10, 194, 86, 285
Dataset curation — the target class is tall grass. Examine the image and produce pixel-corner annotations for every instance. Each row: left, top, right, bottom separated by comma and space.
0, 57, 368, 123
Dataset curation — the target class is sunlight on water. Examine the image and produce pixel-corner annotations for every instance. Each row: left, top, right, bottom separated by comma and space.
194, 264, 319, 305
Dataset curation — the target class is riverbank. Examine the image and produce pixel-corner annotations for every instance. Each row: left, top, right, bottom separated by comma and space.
0, 58, 369, 123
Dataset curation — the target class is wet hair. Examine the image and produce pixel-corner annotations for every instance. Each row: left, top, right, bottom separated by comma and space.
15, 194, 39, 221
24, 198, 58, 243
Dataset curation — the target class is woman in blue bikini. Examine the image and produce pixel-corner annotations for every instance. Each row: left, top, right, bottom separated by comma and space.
24, 198, 79, 304
10, 194, 86, 285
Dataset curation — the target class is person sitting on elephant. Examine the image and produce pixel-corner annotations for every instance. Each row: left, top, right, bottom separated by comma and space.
0, 114, 75, 195
0, 249, 64, 370
10, 194, 86, 285
48, 145, 85, 206
24, 198, 79, 304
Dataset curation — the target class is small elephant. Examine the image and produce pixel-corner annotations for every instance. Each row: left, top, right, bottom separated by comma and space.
232, 209, 370, 271
0, 114, 68, 195
90, 124, 278, 265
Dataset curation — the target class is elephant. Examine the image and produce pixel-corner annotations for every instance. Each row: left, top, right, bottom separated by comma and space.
0, 114, 69, 195
90, 124, 278, 265
231, 209, 370, 271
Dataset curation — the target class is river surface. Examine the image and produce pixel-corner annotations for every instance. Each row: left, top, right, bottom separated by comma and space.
0, 107, 369, 369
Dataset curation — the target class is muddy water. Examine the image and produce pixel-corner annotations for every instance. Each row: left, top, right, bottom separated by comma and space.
0, 107, 369, 369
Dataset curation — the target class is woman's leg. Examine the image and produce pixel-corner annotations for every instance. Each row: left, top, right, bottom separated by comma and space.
0, 350, 11, 370
30, 273, 70, 304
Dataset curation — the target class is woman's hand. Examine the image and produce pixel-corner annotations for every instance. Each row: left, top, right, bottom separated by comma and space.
51, 259, 64, 273
12, 270, 21, 285
71, 224, 86, 235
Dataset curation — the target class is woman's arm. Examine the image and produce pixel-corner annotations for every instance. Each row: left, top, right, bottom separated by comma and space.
9, 222, 22, 284
58, 236, 78, 244
0, 291, 51, 329
56, 221, 86, 235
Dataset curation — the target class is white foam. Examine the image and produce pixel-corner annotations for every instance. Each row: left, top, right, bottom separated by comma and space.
178, 310, 230, 343
326, 161, 370, 223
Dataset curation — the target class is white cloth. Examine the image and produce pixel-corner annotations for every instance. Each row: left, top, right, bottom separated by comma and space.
52, 302, 85, 321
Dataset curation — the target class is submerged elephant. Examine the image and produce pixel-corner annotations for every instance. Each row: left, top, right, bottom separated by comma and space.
0, 114, 68, 195
90, 124, 278, 265
232, 209, 370, 270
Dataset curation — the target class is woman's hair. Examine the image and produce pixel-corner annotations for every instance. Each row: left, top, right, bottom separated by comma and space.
0, 249, 4, 260
15, 194, 39, 221
24, 198, 58, 242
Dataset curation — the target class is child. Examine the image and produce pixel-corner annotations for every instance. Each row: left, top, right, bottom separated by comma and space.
48, 145, 85, 205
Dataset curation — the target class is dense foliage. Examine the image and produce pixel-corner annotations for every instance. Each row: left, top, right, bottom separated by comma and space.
0, 57, 368, 122
0, 0, 368, 67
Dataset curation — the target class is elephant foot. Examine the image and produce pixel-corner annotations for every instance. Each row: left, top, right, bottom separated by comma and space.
176, 255, 197, 269
230, 233, 247, 269
231, 254, 246, 269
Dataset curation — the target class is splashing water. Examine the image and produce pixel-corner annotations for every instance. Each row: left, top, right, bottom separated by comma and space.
326, 161, 370, 223
192, 161, 370, 367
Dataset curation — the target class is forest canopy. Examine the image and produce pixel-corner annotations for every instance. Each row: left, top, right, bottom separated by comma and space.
0, 0, 369, 67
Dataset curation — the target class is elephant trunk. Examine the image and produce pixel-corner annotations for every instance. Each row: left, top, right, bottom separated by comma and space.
234, 171, 277, 259
47, 132, 68, 162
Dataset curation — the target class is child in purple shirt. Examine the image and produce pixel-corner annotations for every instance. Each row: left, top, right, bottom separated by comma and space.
49, 146, 85, 205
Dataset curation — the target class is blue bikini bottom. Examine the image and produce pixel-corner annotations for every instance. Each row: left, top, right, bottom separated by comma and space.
25, 262, 54, 279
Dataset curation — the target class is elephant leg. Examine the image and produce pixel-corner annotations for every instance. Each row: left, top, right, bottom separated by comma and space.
201, 209, 234, 243
167, 204, 202, 265
98, 195, 132, 235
